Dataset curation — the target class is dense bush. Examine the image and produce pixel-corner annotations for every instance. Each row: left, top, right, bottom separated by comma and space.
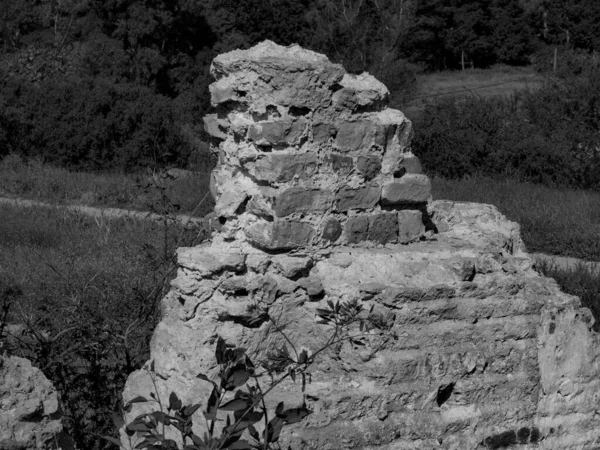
414, 64, 600, 190
0, 74, 195, 171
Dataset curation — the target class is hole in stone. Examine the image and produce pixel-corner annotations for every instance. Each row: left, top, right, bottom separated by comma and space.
436, 382, 454, 407
218, 217, 227, 225
266, 105, 281, 117
289, 106, 311, 116
235, 89, 247, 98
234, 197, 250, 215
393, 168, 406, 178
257, 145, 272, 153
329, 83, 343, 92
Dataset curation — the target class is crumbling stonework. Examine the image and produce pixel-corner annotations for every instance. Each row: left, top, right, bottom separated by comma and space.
203, 40, 429, 250
0, 355, 63, 449
122, 42, 600, 449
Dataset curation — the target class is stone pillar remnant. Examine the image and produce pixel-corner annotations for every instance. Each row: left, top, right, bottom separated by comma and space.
204, 41, 429, 250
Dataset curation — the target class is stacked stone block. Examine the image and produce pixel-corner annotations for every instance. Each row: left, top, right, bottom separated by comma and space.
204, 41, 430, 251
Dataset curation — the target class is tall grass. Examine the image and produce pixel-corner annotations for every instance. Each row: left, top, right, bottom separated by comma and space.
0, 203, 208, 449
0, 154, 215, 217
433, 175, 600, 261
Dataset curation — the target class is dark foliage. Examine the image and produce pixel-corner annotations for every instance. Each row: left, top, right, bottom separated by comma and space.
0, 74, 193, 171
414, 60, 600, 191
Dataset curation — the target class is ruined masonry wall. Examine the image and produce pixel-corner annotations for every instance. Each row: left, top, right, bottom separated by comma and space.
121, 42, 600, 450
203, 40, 430, 250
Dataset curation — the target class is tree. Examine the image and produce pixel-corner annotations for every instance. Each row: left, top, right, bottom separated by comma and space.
491, 0, 537, 65
446, 0, 494, 69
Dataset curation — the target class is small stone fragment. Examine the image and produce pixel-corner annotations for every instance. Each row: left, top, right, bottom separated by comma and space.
203, 114, 229, 139
272, 255, 312, 278
299, 275, 324, 297
321, 218, 343, 242
356, 155, 382, 180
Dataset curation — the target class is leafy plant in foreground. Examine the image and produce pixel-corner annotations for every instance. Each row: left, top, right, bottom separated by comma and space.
108, 298, 385, 449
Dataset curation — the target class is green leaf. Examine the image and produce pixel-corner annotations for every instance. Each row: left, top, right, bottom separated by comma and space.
126, 421, 151, 432
169, 392, 182, 411
220, 398, 249, 411
228, 440, 252, 449
215, 336, 226, 365
204, 387, 219, 421
112, 412, 125, 429
275, 402, 284, 416
101, 435, 124, 448
124, 396, 149, 410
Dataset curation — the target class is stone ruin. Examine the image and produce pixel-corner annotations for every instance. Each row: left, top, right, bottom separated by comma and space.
204, 40, 430, 249
122, 41, 600, 449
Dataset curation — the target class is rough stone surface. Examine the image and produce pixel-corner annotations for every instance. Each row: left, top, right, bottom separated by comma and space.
335, 185, 381, 212
204, 40, 428, 249
122, 41, 600, 450
381, 174, 432, 205
246, 153, 318, 182
0, 355, 63, 449
398, 209, 425, 244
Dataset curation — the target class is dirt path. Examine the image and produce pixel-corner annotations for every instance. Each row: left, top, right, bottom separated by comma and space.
0, 196, 207, 227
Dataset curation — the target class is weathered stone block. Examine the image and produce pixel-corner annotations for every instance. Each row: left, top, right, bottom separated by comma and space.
331, 73, 389, 110
299, 275, 324, 296
312, 122, 335, 143
399, 154, 423, 175
248, 118, 306, 145
177, 246, 246, 276
272, 255, 312, 278
245, 220, 314, 250
335, 185, 380, 211
248, 153, 317, 182
368, 212, 398, 244
321, 218, 342, 242
336, 120, 388, 152
203, 114, 228, 139
274, 187, 333, 217
381, 174, 431, 205
325, 154, 353, 175
356, 154, 382, 180
397, 210, 425, 244
214, 189, 249, 218
345, 215, 369, 243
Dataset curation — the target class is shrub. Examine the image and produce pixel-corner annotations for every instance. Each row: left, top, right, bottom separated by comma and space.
0, 74, 195, 172
414, 67, 600, 190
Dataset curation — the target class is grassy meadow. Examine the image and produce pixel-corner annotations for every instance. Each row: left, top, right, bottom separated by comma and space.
0, 154, 215, 217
